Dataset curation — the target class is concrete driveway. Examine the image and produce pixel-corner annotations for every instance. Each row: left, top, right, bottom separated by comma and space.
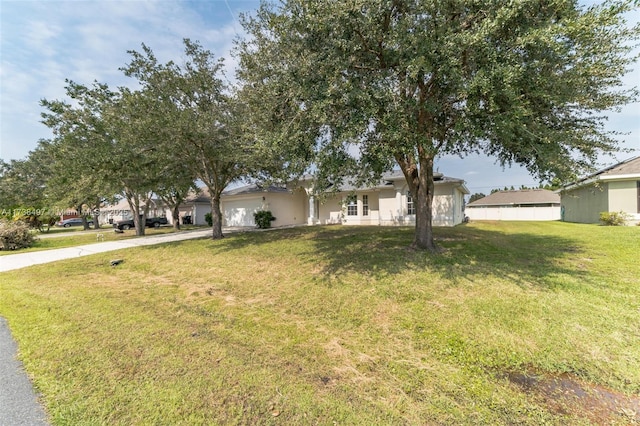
0, 228, 219, 273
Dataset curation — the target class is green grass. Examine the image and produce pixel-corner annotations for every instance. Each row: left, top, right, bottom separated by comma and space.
1, 222, 638, 425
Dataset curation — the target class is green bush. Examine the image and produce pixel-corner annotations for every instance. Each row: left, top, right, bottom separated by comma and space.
253, 210, 276, 229
599, 211, 629, 226
0, 219, 37, 250
205, 212, 212, 227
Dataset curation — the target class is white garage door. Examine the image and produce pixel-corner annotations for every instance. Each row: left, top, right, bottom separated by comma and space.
222, 198, 263, 227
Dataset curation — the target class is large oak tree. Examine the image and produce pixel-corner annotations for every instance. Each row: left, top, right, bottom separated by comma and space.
238, 0, 639, 251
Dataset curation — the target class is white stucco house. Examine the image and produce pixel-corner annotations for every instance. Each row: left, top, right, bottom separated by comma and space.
466, 189, 561, 221
559, 156, 640, 225
219, 171, 470, 228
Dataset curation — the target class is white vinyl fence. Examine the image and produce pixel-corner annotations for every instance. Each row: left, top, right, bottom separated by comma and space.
466, 206, 560, 221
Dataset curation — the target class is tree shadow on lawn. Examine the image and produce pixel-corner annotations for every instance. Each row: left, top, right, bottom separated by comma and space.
180, 225, 590, 291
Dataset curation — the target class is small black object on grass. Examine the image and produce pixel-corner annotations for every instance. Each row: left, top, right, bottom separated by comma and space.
114, 228, 124, 234
110, 259, 123, 267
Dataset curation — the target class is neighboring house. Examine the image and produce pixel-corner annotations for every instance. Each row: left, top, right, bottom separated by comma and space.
167, 188, 212, 226
219, 170, 469, 228
466, 189, 561, 221
559, 156, 640, 225
99, 198, 166, 225
101, 192, 213, 227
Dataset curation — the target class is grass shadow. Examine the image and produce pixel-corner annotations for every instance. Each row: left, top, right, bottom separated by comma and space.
163, 224, 589, 292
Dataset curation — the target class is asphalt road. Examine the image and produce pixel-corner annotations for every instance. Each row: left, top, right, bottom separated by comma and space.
0, 317, 49, 426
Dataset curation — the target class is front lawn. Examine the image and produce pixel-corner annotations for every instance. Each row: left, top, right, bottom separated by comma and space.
1, 222, 638, 425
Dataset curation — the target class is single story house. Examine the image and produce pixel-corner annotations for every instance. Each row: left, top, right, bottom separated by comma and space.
99, 198, 166, 225
559, 156, 640, 225
169, 188, 213, 226
220, 171, 470, 228
466, 189, 561, 221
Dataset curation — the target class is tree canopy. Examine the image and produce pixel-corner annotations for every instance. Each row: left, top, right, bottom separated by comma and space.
238, 0, 639, 250
122, 39, 258, 239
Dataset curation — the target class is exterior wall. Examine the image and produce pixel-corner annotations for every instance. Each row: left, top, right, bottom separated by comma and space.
191, 203, 209, 226
607, 180, 640, 224
451, 189, 465, 225
317, 197, 344, 224
381, 182, 463, 227
221, 191, 307, 227
561, 183, 608, 224
219, 181, 467, 228
433, 183, 468, 226
340, 191, 381, 225
315, 183, 465, 227
466, 206, 561, 221
378, 189, 403, 224
316, 192, 384, 225
264, 191, 307, 227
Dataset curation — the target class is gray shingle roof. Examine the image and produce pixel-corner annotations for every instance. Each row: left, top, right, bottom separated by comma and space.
467, 189, 560, 207
222, 183, 290, 196
600, 156, 640, 177
562, 156, 640, 190
222, 170, 469, 197
326, 170, 466, 192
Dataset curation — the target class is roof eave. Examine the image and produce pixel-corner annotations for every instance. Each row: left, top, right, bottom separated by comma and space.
599, 173, 640, 181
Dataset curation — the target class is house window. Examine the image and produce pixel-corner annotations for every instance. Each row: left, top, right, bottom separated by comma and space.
363, 195, 369, 216
346, 195, 357, 216
407, 191, 416, 215
637, 181, 640, 213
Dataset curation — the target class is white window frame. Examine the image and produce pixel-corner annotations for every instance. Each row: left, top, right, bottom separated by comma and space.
346, 195, 357, 216
407, 191, 415, 215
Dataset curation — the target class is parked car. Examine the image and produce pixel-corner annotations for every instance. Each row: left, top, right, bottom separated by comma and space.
56, 218, 94, 228
113, 216, 168, 230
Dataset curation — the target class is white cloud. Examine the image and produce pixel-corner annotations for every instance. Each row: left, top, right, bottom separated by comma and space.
24, 20, 62, 55
0, 0, 255, 160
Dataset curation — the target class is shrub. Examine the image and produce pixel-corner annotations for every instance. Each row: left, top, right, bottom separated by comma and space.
599, 211, 629, 226
0, 219, 37, 250
205, 212, 212, 227
253, 210, 276, 229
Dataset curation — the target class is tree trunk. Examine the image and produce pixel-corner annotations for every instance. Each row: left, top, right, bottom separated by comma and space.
172, 204, 181, 231
133, 212, 145, 236
210, 194, 224, 239
92, 203, 100, 230
78, 203, 91, 230
129, 196, 145, 236
412, 155, 437, 252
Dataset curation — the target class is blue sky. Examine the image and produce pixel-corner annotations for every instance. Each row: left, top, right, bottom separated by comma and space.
1, 0, 638, 194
